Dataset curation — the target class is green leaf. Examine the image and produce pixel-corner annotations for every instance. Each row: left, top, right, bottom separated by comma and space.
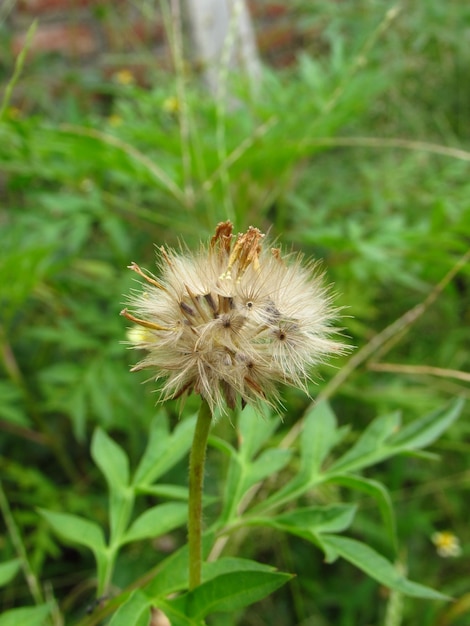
108, 589, 151, 626
328, 399, 464, 475
153, 601, 195, 626
246, 449, 292, 489
218, 454, 244, 526
388, 397, 464, 450
251, 504, 356, 547
122, 503, 188, 545
0, 382, 29, 426
299, 400, 339, 477
237, 405, 279, 460
326, 474, 397, 552
39, 509, 106, 553
0, 604, 51, 626
209, 435, 237, 458
145, 532, 216, 598
202, 557, 281, 581
0, 558, 21, 587
320, 535, 451, 600
133, 415, 196, 487
249, 402, 340, 515
91, 428, 130, 491
135, 484, 189, 501
174, 570, 292, 619
145, 543, 191, 598
90, 428, 134, 546
328, 411, 401, 474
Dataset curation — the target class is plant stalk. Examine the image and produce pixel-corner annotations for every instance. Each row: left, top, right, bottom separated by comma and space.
188, 399, 212, 589
0, 480, 43, 605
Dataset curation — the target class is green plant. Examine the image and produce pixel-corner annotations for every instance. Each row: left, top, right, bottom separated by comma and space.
2, 1, 470, 624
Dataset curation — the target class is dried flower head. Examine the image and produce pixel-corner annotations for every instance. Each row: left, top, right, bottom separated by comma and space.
121, 221, 345, 414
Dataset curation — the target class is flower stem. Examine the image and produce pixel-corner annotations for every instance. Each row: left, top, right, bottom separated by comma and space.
188, 399, 212, 589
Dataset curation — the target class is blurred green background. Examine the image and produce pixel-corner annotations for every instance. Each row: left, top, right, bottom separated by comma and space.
1, 1, 469, 624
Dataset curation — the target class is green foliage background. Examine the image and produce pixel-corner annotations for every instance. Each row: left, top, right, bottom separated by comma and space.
0, 1, 469, 625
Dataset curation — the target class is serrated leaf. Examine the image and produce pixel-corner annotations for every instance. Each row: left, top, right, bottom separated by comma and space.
91, 428, 129, 491
320, 535, 450, 600
39, 509, 106, 552
122, 503, 188, 545
0, 558, 21, 587
108, 589, 151, 626
133, 415, 195, 487
177, 570, 292, 619
0, 604, 51, 626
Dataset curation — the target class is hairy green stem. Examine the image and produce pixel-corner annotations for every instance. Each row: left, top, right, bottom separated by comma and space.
188, 399, 212, 589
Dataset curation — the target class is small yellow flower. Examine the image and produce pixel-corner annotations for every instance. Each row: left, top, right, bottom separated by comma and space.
121, 221, 346, 414
107, 114, 123, 127
431, 531, 462, 558
162, 96, 180, 115
113, 69, 135, 86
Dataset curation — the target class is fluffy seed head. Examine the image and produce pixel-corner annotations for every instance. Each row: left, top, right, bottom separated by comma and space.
121, 221, 345, 414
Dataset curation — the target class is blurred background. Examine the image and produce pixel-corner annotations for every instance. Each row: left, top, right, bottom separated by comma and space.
1, 1, 469, 624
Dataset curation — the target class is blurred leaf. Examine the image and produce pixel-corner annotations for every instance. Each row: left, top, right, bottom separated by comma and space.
135, 484, 189, 501
202, 557, 283, 581
253, 504, 356, 542
237, 406, 280, 460
108, 589, 151, 626
39, 508, 109, 595
0, 382, 28, 426
246, 448, 292, 488
0, 604, 51, 626
39, 509, 106, 553
388, 397, 464, 450
0, 558, 21, 587
0, 241, 51, 327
